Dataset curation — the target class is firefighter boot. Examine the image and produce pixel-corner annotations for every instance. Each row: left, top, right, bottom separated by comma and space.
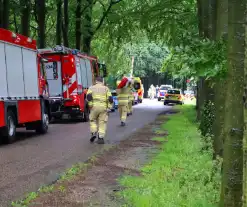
90, 132, 97, 143
97, 136, 105, 144
121, 121, 126, 126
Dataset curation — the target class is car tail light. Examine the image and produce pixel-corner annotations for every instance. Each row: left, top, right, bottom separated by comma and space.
165, 94, 169, 97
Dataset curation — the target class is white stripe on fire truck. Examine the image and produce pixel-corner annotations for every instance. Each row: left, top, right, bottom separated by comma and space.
72, 88, 78, 94
62, 73, 77, 93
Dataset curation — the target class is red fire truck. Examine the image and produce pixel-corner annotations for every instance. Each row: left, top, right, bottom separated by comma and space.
38, 46, 107, 122
0, 29, 50, 143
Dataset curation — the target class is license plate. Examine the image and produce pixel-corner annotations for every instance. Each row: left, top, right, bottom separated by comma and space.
168, 95, 178, 100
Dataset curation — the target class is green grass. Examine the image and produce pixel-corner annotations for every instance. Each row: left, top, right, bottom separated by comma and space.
118, 105, 221, 207
11, 163, 90, 207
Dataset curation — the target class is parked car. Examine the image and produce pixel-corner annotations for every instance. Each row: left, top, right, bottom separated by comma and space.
111, 90, 118, 112
184, 90, 195, 100
157, 85, 173, 101
164, 89, 184, 105
133, 91, 138, 105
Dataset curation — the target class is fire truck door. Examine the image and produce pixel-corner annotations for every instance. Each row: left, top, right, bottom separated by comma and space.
44, 61, 62, 97
85, 59, 92, 87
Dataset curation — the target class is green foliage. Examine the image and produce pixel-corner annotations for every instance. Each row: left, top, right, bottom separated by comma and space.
92, 33, 168, 79
162, 39, 227, 79
118, 106, 220, 207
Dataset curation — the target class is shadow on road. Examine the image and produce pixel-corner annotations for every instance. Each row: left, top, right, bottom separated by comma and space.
0, 130, 41, 147
50, 119, 83, 125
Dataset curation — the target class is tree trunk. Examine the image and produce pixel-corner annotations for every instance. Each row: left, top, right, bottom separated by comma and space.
211, 0, 228, 158
208, 0, 217, 40
196, 0, 210, 120
220, 0, 245, 205
20, 0, 31, 36
36, 0, 46, 48
0, 0, 3, 28
243, 4, 247, 206
2, 0, 10, 29
62, 0, 69, 47
201, 0, 210, 38
82, 0, 93, 53
56, 0, 62, 45
75, 0, 82, 49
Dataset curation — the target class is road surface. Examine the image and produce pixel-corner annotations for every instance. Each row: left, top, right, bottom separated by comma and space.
0, 99, 171, 206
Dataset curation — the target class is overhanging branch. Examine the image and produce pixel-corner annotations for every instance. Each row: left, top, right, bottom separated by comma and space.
94, 0, 123, 33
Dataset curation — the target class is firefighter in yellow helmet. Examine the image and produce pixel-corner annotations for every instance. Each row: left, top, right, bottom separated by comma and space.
86, 77, 113, 144
117, 83, 131, 126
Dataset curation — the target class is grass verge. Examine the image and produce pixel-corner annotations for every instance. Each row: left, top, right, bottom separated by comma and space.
118, 105, 221, 207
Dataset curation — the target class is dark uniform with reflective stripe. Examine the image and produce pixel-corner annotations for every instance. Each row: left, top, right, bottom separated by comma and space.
86, 80, 113, 144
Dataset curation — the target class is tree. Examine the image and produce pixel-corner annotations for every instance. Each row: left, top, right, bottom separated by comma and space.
20, 0, 31, 36
211, 0, 228, 158
75, 0, 82, 49
1, 0, 10, 29
220, 0, 245, 205
62, 0, 69, 46
36, 0, 46, 48
81, 0, 124, 53
56, 0, 62, 45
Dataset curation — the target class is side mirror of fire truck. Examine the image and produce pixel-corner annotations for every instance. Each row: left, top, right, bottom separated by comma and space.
98, 63, 107, 77
41, 58, 48, 63
102, 64, 107, 77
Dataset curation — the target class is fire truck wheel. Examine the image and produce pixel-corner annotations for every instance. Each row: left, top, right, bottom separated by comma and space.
36, 109, 49, 134
1, 110, 17, 144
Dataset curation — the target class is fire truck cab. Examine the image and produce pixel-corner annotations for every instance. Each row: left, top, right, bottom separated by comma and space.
0, 29, 50, 143
38, 45, 107, 121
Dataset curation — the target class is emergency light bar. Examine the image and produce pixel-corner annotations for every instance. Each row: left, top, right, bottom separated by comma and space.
72, 49, 79, 55
54, 45, 64, 52
12, 32, 17, 38
27, 37, 32, 43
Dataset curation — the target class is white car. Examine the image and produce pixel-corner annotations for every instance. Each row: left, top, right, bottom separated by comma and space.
157, 85, 173, 101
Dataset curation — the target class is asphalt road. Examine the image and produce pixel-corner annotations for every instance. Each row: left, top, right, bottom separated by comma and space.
0, 99, 171, 206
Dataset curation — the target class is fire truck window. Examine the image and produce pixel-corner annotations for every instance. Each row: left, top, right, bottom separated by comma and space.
92, 60, 97, 77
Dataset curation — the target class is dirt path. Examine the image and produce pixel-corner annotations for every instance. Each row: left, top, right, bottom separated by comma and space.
28, 112, 170, 207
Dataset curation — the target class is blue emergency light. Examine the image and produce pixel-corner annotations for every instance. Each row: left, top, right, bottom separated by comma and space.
72, 49, 79, 55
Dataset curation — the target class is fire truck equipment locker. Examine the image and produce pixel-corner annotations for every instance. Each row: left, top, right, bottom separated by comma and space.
0, 29, 50, 144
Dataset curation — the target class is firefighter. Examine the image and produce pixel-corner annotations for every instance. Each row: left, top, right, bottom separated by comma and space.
127, 85, 134, 116
86, 76, 113, 144
117, 84, 130, 126
148, 85, 155, 99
